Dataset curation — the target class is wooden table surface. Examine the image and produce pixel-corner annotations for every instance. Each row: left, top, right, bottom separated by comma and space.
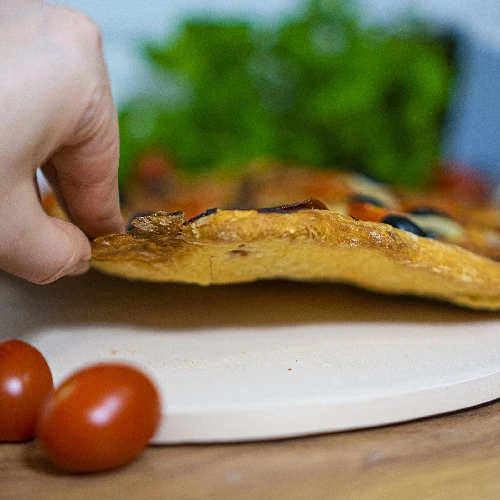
2, 399, 500, 500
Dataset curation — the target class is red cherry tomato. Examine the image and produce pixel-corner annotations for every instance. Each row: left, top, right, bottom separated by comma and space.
0, 339, 53, 442
37, 363, 161, 473
348, 201, 389, 222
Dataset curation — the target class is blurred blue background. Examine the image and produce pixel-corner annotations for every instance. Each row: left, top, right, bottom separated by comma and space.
56, 0, 500, 183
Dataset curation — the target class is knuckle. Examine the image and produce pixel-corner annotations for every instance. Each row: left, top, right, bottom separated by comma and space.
48, 7, 108, 121
73, 14, 103, 53
55, 7, 103, 56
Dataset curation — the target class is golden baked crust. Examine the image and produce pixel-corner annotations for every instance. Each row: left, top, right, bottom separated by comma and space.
91, 208, 500, 310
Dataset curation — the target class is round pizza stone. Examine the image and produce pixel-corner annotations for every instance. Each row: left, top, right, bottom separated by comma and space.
2, 271, 500, 443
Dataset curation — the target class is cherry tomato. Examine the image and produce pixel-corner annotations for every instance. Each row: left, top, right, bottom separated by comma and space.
0, 339, 53, 442
348, 201, 389, 222
37, 363, 161, 473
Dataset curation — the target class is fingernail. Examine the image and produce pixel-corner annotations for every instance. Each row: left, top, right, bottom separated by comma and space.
69, 259, 90, 277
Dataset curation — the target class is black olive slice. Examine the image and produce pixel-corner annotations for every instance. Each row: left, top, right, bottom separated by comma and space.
381, 214, 428, 237
409, 207, 451, 218
184, 208, 219, 225
349, 194, 386, 207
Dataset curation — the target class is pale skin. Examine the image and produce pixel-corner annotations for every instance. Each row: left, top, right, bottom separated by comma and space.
0, 0, 124, 284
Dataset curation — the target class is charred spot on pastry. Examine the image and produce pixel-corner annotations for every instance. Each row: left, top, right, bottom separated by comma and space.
349, 194, 386, 207
229, 249, 250, 257
256, 198, 329, 213
226, 244, 251, 258
184, 208, 219, 225
381, 214, 428, 237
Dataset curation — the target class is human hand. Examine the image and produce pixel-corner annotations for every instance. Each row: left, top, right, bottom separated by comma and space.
0, 0, 124, 284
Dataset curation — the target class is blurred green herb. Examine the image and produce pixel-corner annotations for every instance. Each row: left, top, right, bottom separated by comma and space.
118, 0, 455, 188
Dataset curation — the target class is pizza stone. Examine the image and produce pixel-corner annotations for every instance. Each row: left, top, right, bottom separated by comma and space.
91, 205, 500, 310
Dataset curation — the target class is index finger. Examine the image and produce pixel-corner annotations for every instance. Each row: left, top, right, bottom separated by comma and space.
48, 68, 124, 238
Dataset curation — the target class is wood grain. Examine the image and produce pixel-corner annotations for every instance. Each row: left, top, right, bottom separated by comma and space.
2, 400, 500, 500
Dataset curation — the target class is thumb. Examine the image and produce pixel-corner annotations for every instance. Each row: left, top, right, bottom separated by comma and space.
0, 190, 90, 284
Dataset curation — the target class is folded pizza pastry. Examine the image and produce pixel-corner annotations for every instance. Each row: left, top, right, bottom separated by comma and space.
92, 197, 500, 310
